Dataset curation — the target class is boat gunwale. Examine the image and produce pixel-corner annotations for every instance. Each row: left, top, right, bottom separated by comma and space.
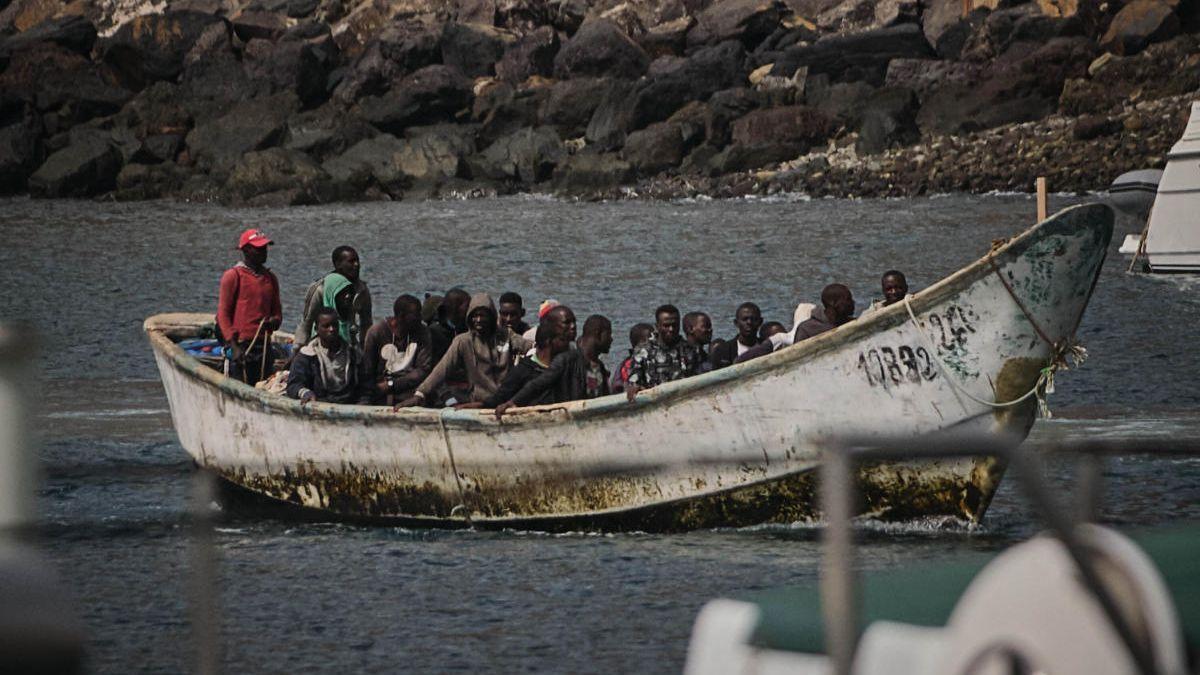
144, 203, 1111, 430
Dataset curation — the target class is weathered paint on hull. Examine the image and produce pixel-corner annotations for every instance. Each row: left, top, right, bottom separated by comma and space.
146, 204, 1113, 531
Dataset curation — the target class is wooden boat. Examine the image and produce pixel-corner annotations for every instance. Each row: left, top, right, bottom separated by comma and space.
145, 203, 1113, 532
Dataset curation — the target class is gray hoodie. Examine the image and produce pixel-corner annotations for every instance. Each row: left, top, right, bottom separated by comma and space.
415, 293, 532, 403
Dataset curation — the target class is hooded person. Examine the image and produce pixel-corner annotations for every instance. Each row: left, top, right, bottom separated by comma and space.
321, 271, 354, 343
397, 293, 532, 407
295, 246, 372, 348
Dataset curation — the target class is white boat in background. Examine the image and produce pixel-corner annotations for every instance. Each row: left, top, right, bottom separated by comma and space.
144, 204, 1113, 532
1126, 101, 1200, 273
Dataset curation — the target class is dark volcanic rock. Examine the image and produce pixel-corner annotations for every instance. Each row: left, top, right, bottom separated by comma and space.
287, 0, 320, 18
114, 162, 188, 200
28, 131, 119, 197
441, 22, 514, 77
961, 5, 1083, 62
1101, 0, 1179, 56
916, 37, 1097, 135
322, 133, 408, 196
770, 22, 933, 85
0, 113, 43, 193
638, 16, 694, 58
552, 151, 633, 194
1073, 114, 1123, 140
622, 121, 688, 175
224, 147, 334, 205
855, 86, 918, 154
807, 80, 876, 126
553, 18, 649, 80
476, 83, 547, 146
540, 77, 619, 138
469, 126, 563, 183
921, 0, 983, 58
332, 21, 442, 104
176, 20, 256, 113
397, 124, 475, 183
99, 11, 229, 90
112, 82, 194, 140
244, 28, 340, 108
686, 0, 784, 51
585, 79, 637, 150
0, 15, 96, 57
358, 64, 473, 134
1059, 35, 1200, 115
231, 11, 288, 41
495, 25, 559, 82
729, 105, 831, 152
283, 104, 377, 161
184, 93, 298, 177
704, 87, 765, 146
629, 40, 748, 130
0, 43, 131, 127
137, 134, 184, 164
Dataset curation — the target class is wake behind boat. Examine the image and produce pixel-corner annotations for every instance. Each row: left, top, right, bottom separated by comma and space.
145, 203, 1113, 532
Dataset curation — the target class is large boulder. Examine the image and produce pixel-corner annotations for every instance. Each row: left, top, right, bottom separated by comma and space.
0, 15, 97, 57
99, 11, 229, 90
357, 64, 473, 134
243, 27, 340, 108
282, 104, 377, 161
27, 131, 120, 197
441, 22, 514, 77
476, 82, 548, 146
322, 133, 409, 195
0, 112, 43, 193
495, 26, 559, 83
703, 87, 766, 146
1100, 0, 1179, 56
553, 18, 650, 79
231, 11, 288, 42
622, 121, 689, 175
1058, 34, 1200, 115
961, 4, 1084, 61
806, 79, 876, 126
585, 79, 638, 150
854, 86, 918, 154
915, 36, 1096, 134
331, 20, 443, 104
397, 125, 475, 182
551, 150, 633, 194
0, 0, 62, 33
769, 22, 933, 85
687, 0, 785, 50
638, 16, 694, 58
224, 147, 335, 205
628, 40, 749, 130
184, 93, 298, 177
0, 43, 131, 128
469, 126, 564, 183
176, 19, 257, 113
113, 162, 188, 200
540, 78, 622, 138
729, 105, 832, 152
110, 82, 194, 142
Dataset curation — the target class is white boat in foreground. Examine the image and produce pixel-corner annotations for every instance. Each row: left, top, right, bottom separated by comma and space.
145, 204, 1113, 531
1128, 101, 1200, 273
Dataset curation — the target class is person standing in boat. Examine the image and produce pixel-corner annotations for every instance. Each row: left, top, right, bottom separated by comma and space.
217, 228, 282, 385
295, 246, 372, 348
859, 270, 909, 319
494, 314, 614, 418
683, 312, 714, 373
625, 305, 703, 401
361, 294, 432, 405
397, 293, 531, 408
709, 302, 763, 370
286, 308, 363, 405
794, 283, 856, 340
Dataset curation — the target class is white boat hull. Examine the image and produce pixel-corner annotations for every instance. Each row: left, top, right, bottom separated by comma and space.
1143, 101, 1200, 273
146, 204, 1113, 531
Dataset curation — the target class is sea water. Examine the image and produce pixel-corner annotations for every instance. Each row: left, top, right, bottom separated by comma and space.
2, 193, 1198, 673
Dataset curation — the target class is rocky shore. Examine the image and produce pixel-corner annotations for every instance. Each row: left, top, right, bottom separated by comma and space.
1, 0, 1197, 204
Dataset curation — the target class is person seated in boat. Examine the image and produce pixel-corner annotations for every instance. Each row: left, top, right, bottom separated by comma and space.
494, 314, 614, 419
683, 312, 713, 373
497, 291, 531, 336
794, 283, 856, 341
733, 321, 789, 365
217, 228, 283, 385
396, 293, 532, 408
428, 287, 471, 402
362, 294, 432, 405
295, 246, 372, 348
286, 308, 363, 405
521, 299, 561, 343
860, 270, 909, 318
709, 302, 763, 371
481, 323, 567, 410
625, 305, 703, 401
610, 322, 653, 394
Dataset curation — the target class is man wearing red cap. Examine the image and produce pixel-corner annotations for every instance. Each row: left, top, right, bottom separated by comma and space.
217, 228, 283, 384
